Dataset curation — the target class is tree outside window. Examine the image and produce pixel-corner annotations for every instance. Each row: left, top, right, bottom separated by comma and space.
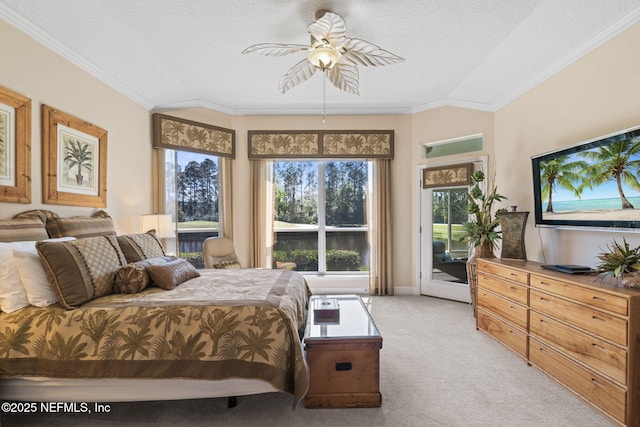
165, 150, 220, 268
273, 160, 369, 273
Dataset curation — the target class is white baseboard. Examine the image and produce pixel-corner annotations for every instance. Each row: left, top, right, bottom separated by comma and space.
393, 286, 419, 295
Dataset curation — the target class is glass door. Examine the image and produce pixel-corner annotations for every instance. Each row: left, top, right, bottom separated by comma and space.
420, 185, 471, 302
432, 188, 469, 282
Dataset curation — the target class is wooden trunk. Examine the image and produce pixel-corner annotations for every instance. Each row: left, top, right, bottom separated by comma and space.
304, 337, 382, 408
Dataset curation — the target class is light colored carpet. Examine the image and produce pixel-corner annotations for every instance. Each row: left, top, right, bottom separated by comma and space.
1, 296, 615, 426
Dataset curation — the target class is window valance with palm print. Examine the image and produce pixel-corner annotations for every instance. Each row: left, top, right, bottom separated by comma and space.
422, 163, 474, 188
248, 130, 394, 159
152, 113, 235, 158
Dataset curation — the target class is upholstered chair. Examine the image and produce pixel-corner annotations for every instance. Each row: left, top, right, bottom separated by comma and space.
202, 237, 241, 269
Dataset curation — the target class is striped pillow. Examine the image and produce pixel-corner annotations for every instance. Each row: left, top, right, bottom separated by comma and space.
0, 217, 49, 242
46, 210, 116, 238
36, 235, 127, 309
12, 209, 60, 224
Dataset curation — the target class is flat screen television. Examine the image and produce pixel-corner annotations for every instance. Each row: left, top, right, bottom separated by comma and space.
531, 125, 640, 230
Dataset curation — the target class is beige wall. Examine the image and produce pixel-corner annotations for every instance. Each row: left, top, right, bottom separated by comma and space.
3, 16, 640, 293
0, 20, 152, 234
495, 21, 640, 266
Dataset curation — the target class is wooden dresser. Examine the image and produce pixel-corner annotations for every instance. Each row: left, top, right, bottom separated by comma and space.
476, 258, 640, 427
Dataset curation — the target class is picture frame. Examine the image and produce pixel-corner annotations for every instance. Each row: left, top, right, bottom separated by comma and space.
0, 85, 31, 203
42, 105, 107, 207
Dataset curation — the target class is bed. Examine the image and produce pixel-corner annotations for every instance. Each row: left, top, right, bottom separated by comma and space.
0, 210, 311, 406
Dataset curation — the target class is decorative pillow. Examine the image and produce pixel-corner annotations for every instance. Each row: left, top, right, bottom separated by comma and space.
0, 217, 48, 243
46, 210, 116, 239
12, 209, 60, 224
113, 256, 175, 294
146, 258, 200, 290
36, 235, 127, 309
275, 261, 296, 271
0, 244, 30, 313
214, 259, 242, 269
116, 230, 165, 263
10, 237, 76, 307
114, 263, 147, 294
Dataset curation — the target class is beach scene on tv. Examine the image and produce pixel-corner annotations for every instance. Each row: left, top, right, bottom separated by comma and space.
539, 133, 640, 222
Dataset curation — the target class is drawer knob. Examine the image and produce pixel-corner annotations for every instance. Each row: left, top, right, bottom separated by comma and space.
591, 378, 605, 388
335, 362, 352, 371
592, 296, 606, 302
591, 316, 606, 322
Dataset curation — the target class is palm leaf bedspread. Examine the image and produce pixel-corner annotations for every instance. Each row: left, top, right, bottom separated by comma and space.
0, 268, 311, 402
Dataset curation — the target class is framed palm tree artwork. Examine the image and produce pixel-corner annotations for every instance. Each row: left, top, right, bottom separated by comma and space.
0, 85, 31, 204
42, 105, 107, 207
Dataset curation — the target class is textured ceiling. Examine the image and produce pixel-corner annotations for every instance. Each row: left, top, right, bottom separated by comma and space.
1, 0, 640, 115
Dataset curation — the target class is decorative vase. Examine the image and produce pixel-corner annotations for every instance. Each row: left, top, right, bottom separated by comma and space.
466, 243, 495, 318
621, 272, 640, 288
498, 211, 529, 260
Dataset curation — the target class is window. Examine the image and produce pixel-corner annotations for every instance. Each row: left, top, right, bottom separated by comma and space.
164, 149, 220, 267
273, 160, 370, 273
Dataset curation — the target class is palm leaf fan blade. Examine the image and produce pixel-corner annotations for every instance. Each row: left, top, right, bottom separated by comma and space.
342, 38, 404, 67
242, 43, 308, 56
278, 59, 317, 94
326, 62, 359, 95
307, 12, 347, 45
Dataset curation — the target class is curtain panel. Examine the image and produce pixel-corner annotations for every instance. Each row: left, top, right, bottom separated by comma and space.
250, 160, 274, 268
248, 130, 394, 159
219, 158, 233, 239
152, 113, 235, 158
369, 159, 394, 295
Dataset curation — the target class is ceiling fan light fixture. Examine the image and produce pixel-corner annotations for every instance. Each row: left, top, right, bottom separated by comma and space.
243, 10, 403, 96
307, 41, 341, 69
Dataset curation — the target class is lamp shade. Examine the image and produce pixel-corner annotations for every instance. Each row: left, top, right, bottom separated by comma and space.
140, 214, 176, 239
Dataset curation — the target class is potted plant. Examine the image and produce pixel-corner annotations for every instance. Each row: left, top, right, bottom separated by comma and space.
462, 170, 507, 315
596, 238, 640, 288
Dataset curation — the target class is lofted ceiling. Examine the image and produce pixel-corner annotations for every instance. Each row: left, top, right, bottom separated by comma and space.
1, 0, 640, 116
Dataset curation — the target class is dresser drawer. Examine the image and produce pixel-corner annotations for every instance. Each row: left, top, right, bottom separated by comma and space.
477, 308, 527, 359
478, 272, 528, 305
530, 289, 628, 346
477, 289, 528, 330
530, 274, 628, 316
529, 338, 626, 425
478, 260, 528, 285
530, 311, 627, 385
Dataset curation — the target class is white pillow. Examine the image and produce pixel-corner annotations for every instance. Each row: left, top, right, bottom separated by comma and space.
11, 238, 76, 307
0, 244, 30, 313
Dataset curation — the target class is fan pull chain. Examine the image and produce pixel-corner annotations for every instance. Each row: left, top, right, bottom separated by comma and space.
322, 69, 327, 124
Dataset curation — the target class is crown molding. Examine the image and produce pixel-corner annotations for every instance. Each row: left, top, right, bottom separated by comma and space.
3, 3, 640, 117
495, 5, 640, 112
411, 98, 495, 114
0, 4, 154, 110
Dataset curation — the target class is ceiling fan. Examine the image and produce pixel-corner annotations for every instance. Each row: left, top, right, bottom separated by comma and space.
242, 10, 404, 96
